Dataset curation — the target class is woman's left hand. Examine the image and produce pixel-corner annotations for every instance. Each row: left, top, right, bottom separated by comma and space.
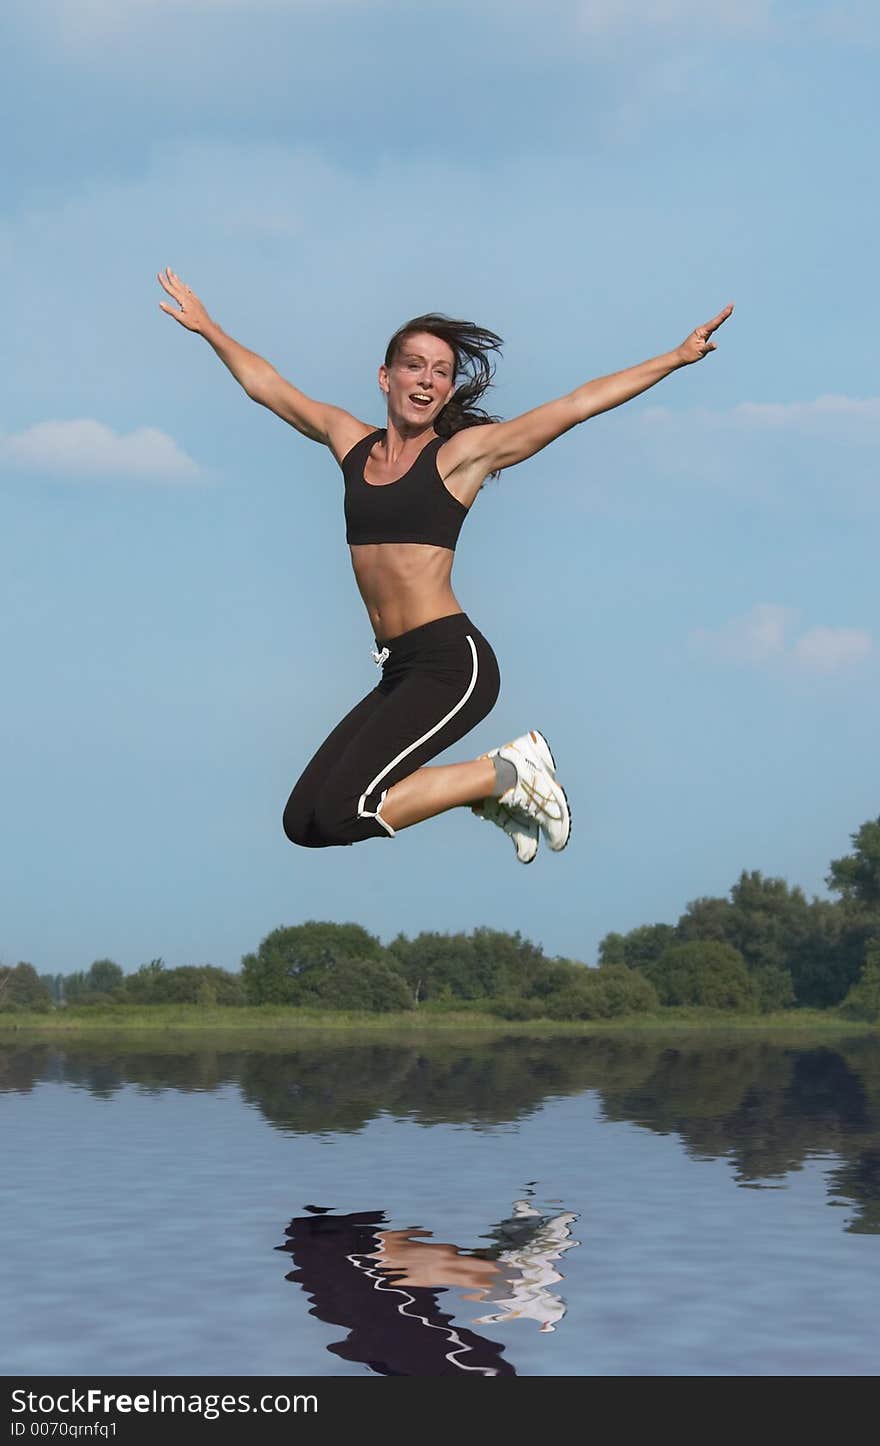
676, 303, 735, 365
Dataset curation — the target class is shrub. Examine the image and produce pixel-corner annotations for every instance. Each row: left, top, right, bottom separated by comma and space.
646, 941, 757, 1011
122, 963, 244, 1005
488, 996, 548, 1021
287, 956, 414, 1013
542, 964, 659, 1021
753, 966, 796, 1013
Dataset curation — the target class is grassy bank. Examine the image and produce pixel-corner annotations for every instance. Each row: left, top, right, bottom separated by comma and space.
0, 1004, 875, 1038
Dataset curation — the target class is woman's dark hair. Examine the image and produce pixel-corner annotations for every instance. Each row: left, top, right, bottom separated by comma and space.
384, 313, 504, 440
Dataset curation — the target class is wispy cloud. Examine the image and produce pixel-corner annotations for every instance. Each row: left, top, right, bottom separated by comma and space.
644, 394, 880, 437
636, 393, 880, 510
0, 420, 204, 482
733, 396, 880, 427
691, 603, 797, 665
691, 604, 873, 675
792, 626, 873, 673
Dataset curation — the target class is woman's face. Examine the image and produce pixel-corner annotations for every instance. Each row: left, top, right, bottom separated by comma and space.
379, 331, 456, 430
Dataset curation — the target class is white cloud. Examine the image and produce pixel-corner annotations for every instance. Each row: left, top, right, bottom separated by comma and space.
731, 395, 880, 431
691, 603, 796, 665
0, 419, 203, 482
792, 626, 873, 673
644, 393, 880, 436
637, 393, 880, 510
691, 604, 873, 675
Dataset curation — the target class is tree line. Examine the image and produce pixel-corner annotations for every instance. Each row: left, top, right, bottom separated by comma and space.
3, 816, 880, 1021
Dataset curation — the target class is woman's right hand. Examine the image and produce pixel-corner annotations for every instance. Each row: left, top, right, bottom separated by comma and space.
157, 267, 212, 334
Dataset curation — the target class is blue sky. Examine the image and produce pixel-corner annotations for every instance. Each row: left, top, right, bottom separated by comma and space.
2, 0, 878, 976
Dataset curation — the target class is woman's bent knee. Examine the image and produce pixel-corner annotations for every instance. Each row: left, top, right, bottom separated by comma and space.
311, 790, 392, 847
282, 797, 324, 849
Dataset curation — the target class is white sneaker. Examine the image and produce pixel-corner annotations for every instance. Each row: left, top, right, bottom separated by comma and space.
495, 730, 571, 852
472, 730, 557, 864
472, 794, 540, 864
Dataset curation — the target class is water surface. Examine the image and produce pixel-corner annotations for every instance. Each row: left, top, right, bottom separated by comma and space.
2, 1032, 877, 1375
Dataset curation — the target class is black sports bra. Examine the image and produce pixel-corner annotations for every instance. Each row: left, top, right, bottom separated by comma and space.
341, 429, 468, 551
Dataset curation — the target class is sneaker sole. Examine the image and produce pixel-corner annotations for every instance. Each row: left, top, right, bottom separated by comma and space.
529, 728, 557, 776
472, 798, 539, 865
551, 778, 572, 851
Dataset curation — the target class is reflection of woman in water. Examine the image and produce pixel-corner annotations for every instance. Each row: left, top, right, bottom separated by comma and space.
276, 1202, 578, 1376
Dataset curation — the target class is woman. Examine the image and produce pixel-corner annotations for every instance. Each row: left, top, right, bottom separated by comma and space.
158, 269, 732, 862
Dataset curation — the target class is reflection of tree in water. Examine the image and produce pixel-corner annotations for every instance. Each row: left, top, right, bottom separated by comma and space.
0, 1042, 246, 1100
2, 1033, 878, 1229
597, 1043, 877, 1200
275, 1199, 579, 1376
826, 1149, 880, 1234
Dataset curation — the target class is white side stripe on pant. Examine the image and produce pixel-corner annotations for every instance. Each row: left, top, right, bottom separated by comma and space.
357, 634, 479, 837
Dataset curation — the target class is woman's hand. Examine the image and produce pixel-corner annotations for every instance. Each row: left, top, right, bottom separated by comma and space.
676, 302, 734, 365
157, 267, 213, 334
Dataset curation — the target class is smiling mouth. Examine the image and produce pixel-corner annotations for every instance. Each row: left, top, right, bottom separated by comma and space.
409, 393, 433, 407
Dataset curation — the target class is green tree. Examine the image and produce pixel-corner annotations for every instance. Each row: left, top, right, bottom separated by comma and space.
597, 931, 626, 967
676, 871, 864, 1007
0, 963, 52, 1012
122, 959, 166, 1004
241, 923, 386, 1005
287, 956, 413, 1012
727, 871, 812, 974
647, 941, 757, 1010
387, 928, 546, 1003
491, 956, 587, 1018
840, 944, 880, 1021
827, 818, 880, 907
39, 973, 65, 1003
677, 895, 734, 946
787, 901, 875, 1008
61, 970, 90, 1004
527, 958, 584, 998
87, 959, 124, 995
470, 927, 547, 998
752, 966, 796, 1013
599, 924, 677, 971
679, 872, 812, 975
387, 930, 478, 1002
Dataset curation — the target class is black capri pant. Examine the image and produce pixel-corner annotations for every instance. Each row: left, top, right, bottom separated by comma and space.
283, 612, 500, 847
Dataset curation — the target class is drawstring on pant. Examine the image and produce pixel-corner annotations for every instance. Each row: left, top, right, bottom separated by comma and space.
371, 645, 390, 668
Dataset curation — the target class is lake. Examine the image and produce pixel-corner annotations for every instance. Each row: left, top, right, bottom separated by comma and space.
2, 1031, 878, 1376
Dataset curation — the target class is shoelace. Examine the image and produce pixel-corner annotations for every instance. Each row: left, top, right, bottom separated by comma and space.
371, 645, 390, 668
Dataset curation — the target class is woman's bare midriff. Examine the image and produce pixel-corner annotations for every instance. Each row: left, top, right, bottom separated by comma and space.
349, 541, 463, 641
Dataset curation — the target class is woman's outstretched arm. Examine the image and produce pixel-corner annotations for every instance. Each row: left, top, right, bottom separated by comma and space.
442, 303, 734, 489
156, 268, 370, 461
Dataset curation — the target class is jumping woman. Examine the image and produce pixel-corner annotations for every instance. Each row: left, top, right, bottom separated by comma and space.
157, 269, 732, 863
